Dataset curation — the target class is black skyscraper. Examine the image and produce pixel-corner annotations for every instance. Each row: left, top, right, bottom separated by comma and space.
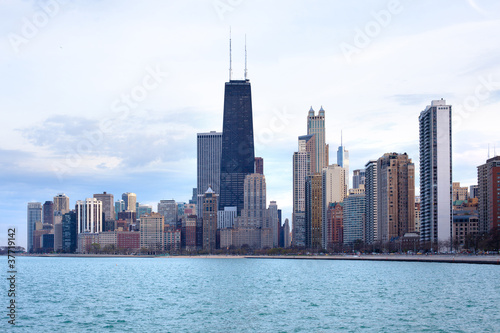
219, 79, 255, 214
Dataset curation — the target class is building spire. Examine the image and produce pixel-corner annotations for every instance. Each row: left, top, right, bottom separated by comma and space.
341, 130, 343, 147
488, 143, 490, 159
229, 27, 232, 81
244, 34, 247, 80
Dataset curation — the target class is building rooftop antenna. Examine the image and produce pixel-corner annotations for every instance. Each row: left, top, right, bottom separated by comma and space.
488, 143, 490, 159
229, 27, 232, 81
244, 34, 248, 80
341, 130, 343, 147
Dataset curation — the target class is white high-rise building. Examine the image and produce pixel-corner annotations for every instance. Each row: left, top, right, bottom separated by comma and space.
76, 198, 103, 234
197, 131, 222, 217
218, 206, 237, 229
419, 99, 452, 248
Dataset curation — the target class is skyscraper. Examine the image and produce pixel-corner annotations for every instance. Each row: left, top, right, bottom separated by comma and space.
343, 193, 365, 245
27, 202, 42, 253
53, 193, 70, 215
94, 192, 115, 222
477, 156, 500, 233
202, 187, 218, 252
158, 199, 178, 227
352, 169, 365, 189
76, 198, 103, 234
377, 153, 415, 243
122, 192, 137, 212
292, 134, 315, 248
305, 173, 323, 249
254, 157, 264, 175
43, 201, 54, 225
307, 106, 328, 173
197, 131, 222, 217
140, 213, 164, 251
364, 160, 378, 244
219, 79, 255, 215
321, 164, 347, 249
419, 99, 452, 248
337, 133, 349, 189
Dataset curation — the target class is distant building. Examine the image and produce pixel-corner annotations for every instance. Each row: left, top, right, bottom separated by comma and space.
477, 156, 500, 233
27, 202, 42, 253
326, 202, 343, 250
158, 200, 178, 227
43, 201, 54, 225
182, 215, 197, 251
202, 187, 218, 252
218, 206, 237, 229
137, 204, 152, 219
305, 173, 323, 249
94, 192, 115, 222
322, 164, 347, 248
452, 215, 479, 246
452, 182, 469, 201
53, 194, 70, 215
343, 193, 365, 245
255, 157, 264, 175
307, 106, 328, 173
268, 201, 279, 248
122, 192, 137, 212
419, 99, 452, 247
352, 169, 365, 189
117, 232, 140, 251
197, 131, 222, 217
115, 200, 125, 215
140, 213, 164, 252
41, 234, 54, 251
219, 79, 255, 215
469, 185, 478, 199
164, 229, 181, 252
62, 211, 77, 253
364, 160, 378, 244
77, 233, 99, 253
283, 218, 291, 248
337, 134, 349, 190
377, 153, 415, 243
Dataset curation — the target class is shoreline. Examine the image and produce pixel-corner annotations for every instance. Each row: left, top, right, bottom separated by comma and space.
13, 253, 500, 264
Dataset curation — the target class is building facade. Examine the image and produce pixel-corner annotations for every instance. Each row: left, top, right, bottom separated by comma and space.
76, 198, 103, 234
219, 79, 255, 215
27, 202, 42, 252
53, 193, 70, 215
202, 187, 218, 252
307, 106, 327, 173
477, 156, 500, 233
94, 192, 115, 222
419, 99, 452, 248
140, 213, 164, 251
197, 131, 222, 217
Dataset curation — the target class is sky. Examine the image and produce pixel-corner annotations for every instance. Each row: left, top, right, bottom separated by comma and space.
1, 0, 500, 249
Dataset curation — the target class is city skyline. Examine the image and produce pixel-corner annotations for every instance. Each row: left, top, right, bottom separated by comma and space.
2, 1, 500, 248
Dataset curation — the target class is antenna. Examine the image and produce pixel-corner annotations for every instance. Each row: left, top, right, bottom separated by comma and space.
341, 130, 343, 147
488, 143, 490, 159
229, 27, 232, 81
244, 34, 247, 80
495, 144, 497, 157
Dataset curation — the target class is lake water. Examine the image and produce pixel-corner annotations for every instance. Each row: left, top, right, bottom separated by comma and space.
4, 257, 500, 332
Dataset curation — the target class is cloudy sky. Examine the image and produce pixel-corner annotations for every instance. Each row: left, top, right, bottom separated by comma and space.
1, 0, 500, 248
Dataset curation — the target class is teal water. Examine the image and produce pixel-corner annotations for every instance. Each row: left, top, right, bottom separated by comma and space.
3, 257, 500, 332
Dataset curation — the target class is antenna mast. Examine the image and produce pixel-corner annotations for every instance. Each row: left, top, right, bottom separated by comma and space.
229, 27, 232, 81
244, 34, 247, 80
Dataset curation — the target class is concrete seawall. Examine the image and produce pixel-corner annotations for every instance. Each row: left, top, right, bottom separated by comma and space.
245, 255, 500, 265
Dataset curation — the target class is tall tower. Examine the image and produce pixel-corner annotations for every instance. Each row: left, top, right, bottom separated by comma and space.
377, 153, 415, 243
202, 187, 218, 252
364, 160, 378, 244
43, 201, 54, 225
305, 173, 323, 249
337, 132, 349, 189
419, 99, 452, 248
321, 164, 347, 248
197, 131, 222, 217
307, 106, 327, 173
27, 202, 42, 253
219, 78, 255, 214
